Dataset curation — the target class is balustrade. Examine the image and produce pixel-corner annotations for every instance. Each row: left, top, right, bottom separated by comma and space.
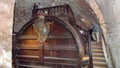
32, 5, 68, 18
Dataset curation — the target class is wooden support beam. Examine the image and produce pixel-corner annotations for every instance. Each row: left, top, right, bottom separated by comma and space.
16, 55, 39, 58
44, 56, 77, 61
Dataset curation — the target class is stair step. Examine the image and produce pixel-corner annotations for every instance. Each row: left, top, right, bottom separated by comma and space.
93, 57, 105, 61
92, 53, 104, 57
93, 66, 107, 68
92, 48, 102, 51
44, 56, 77, 61
92, 49, 103, 53
91, 46, 102, 49
91, 42, 101, 44
16, 55, 39, 58
91, 43, 101, 47
93, 61, 107, 66
91, 44, 101, 46
19, 64, 52, 68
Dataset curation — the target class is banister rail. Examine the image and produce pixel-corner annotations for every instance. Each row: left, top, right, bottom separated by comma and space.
87, 30, 93, 68
99, 24, 113, 68
101, 28, 111, 67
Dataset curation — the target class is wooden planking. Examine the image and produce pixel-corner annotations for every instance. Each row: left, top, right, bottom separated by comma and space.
17, 44, 39, 48
19, 45, 39, 50
18, 35, 38, 39
18, 59, 40, 63
16, 55, 39, 58
19, 64, 52, 68
19, 47, 39, 50
44, 45, 76, 51
17, 44, 76, 51
20, 39, 38, 45
23, 26, 36, 35
17, 44, 40, 56
19, 50, 39, 56
44, 50, 77, 59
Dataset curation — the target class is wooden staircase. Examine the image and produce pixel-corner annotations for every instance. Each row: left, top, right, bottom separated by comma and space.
91, 42, 107, 68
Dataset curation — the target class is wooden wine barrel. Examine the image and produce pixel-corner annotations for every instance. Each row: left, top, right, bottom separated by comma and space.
15, 19, 80, 68
14, 4, 86, 68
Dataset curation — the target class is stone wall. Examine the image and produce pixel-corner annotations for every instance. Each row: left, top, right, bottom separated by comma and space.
0, 0, 14, 68
96, 0, 120, 68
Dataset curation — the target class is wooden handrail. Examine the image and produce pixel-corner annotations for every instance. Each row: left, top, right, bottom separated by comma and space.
87, 30, 93, 68
98, 22, 113, 68
101, 28, 111, 67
